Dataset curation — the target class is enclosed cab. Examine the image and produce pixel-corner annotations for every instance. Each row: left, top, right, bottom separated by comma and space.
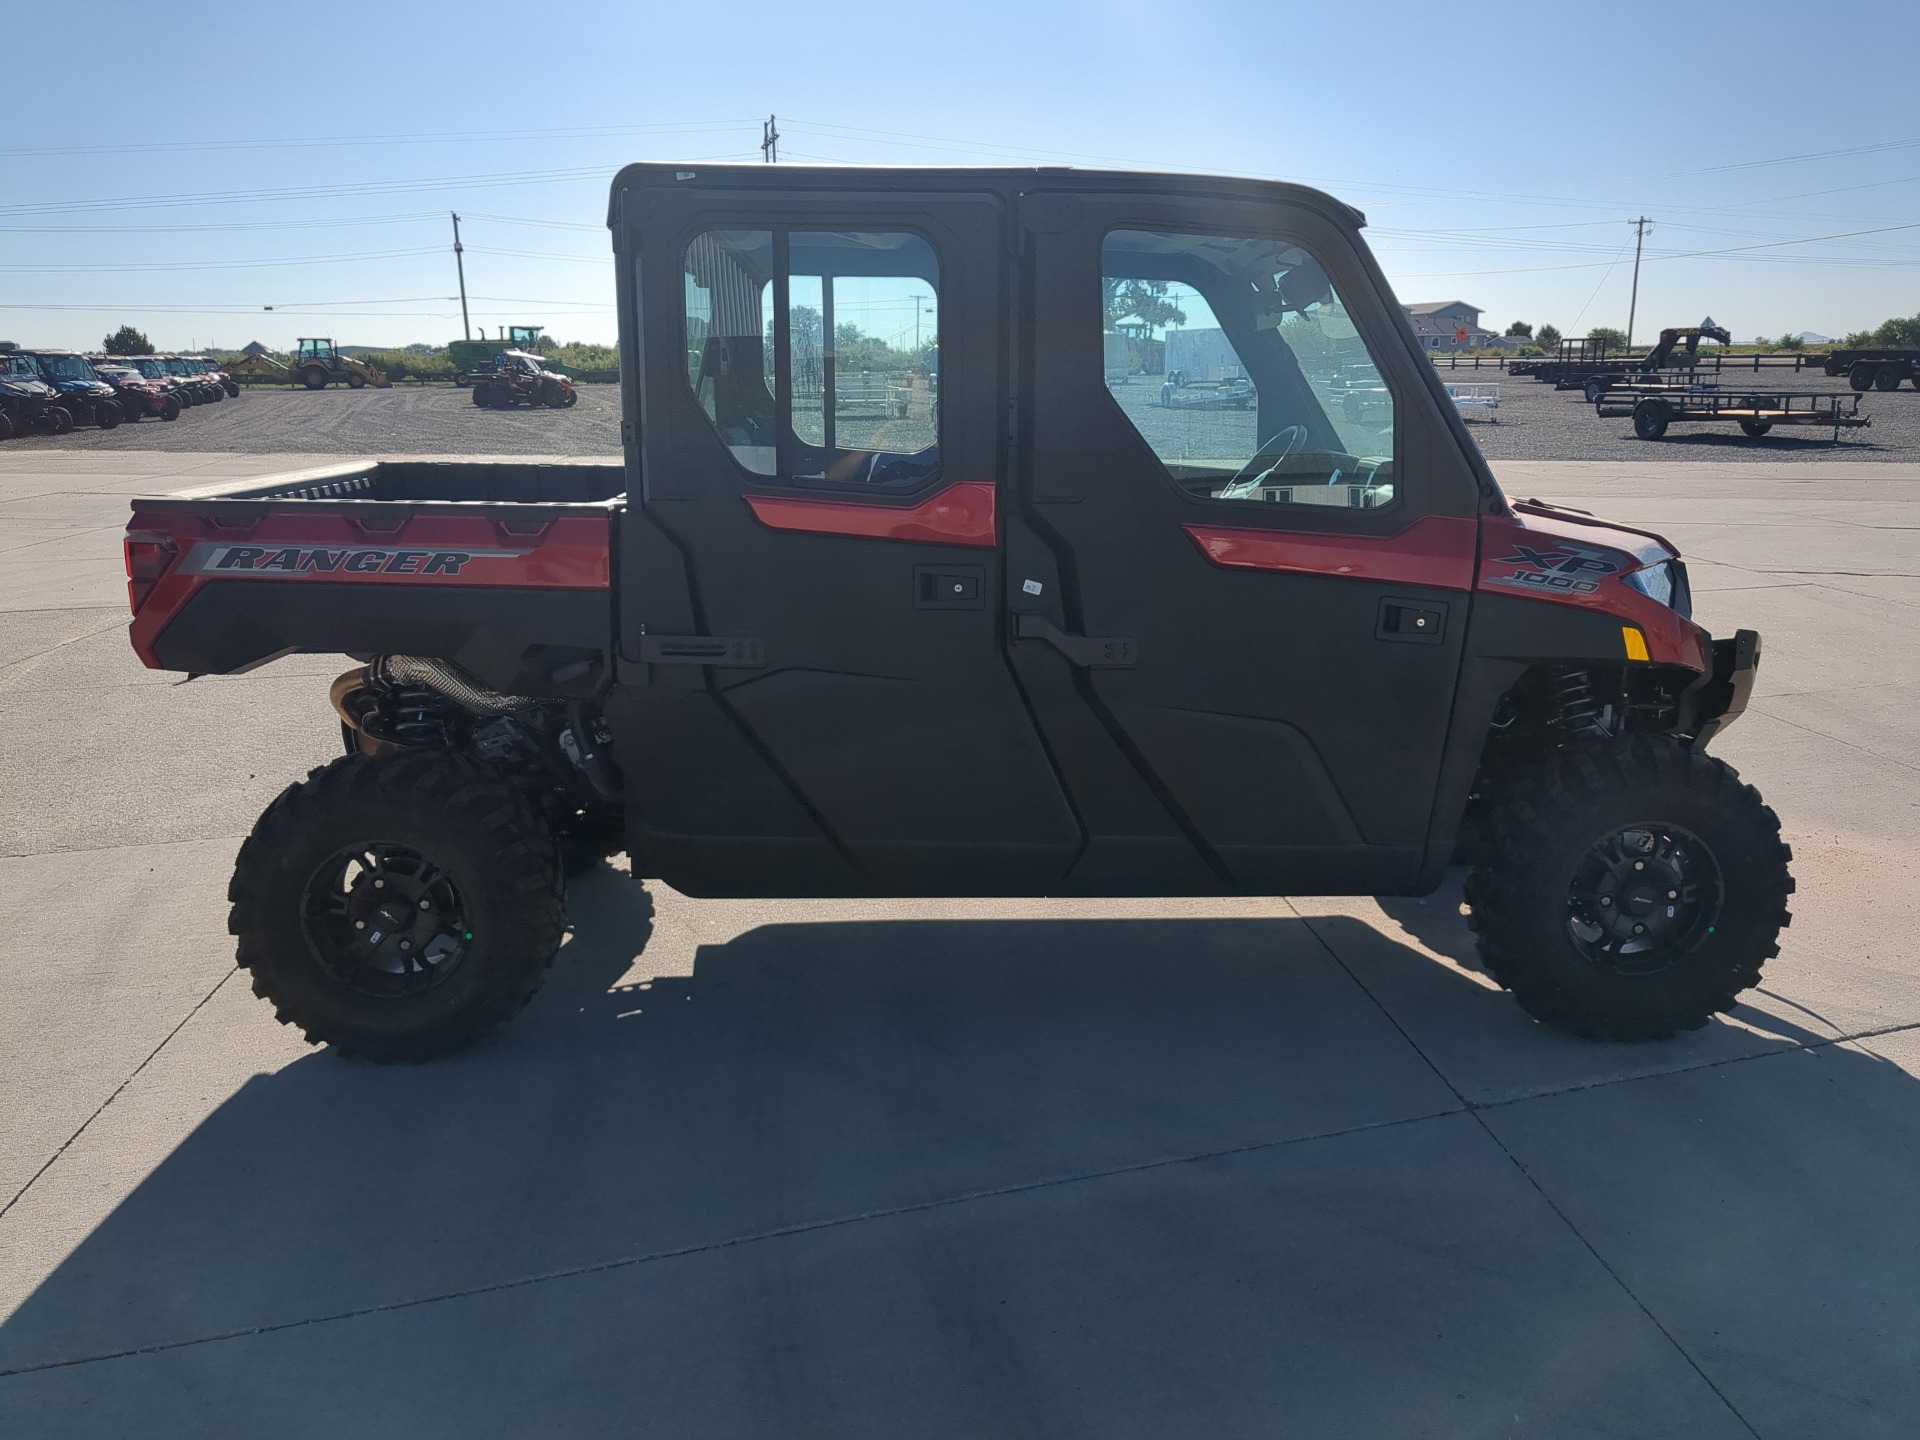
123, 164, 1791, 1062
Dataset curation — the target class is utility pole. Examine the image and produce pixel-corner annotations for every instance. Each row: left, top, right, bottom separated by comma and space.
451, 213, 471, 341
761, 114, 779, 163
1626, 216, 1653, 351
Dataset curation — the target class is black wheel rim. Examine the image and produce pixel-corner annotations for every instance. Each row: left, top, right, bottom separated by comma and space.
301, 842, 472, 997
1565, 823, 1723, 976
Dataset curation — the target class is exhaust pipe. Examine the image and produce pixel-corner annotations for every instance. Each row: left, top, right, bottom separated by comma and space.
370, 655, 534, 713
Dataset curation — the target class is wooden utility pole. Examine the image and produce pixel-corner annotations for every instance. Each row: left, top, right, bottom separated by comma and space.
451, 213, 471, 341
761, 115, 779, 163
1626, 216, 1653, 350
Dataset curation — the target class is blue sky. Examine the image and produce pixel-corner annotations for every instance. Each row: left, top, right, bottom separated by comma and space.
5, 1, 1917, 351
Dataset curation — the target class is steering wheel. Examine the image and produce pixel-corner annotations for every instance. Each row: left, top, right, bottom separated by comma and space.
1218, 424, 1307, 499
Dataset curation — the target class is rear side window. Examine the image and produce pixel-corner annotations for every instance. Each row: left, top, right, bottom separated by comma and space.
682, 228, 940, 489
1101, 229, 1396, 510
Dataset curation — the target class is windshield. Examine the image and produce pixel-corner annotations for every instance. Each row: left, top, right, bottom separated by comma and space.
132, 359, 167, 378
5, 355, 42, 380
34, 355, 96, 382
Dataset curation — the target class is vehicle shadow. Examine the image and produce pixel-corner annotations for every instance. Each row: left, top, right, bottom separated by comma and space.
3, 868, 1916, 1436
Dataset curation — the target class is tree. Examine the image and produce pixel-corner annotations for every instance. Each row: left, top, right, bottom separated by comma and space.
1587, 326, 1629, 351
1772, 332, 1804, 351
1871, 312, 1920, 347
1505, 321, 1533, 338
1103, 278, 1186, 334
1535, 324, 1562, 351
103, 325, 154, 355
0, 341, 16, 352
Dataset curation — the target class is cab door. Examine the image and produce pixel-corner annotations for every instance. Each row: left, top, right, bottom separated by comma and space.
1010, 189, 1483, 895
610, 173, 1079, 896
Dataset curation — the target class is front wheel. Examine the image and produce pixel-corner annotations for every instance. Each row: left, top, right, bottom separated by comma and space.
229, 752, 565, 1061
1875, 364, 1903, 392
45, 406, 74, 435
159, 395, 182, 421
347, 372, 366, 390
1584, 377, 1608, 404
1465, 737, 1793, 1040
1849, 363, 1876, 392
94, 399, 122, 430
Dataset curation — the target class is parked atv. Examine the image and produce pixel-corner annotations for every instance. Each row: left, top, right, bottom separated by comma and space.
184, 354, 241, 398
91, 361, 183, 422
16, 350, 123, 429
123, 161, 1794, 1064
472, 350, 578, 408
118, 357, 199, 406
160, 356, 224, 404
0, 354, 73, 437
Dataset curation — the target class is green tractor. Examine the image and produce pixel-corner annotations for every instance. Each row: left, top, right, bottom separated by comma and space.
450, 326, 546, 387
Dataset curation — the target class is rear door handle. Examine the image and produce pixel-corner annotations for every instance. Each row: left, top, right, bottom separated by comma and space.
1375, 597, 1447, 644
1013, 613, 1137, 667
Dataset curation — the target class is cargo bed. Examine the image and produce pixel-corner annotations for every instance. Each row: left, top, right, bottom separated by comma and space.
126, 459, 624, 697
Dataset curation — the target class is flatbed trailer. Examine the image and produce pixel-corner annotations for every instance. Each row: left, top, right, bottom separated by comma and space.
1599, 387, 1869, 440
1819, 348, 1920, 392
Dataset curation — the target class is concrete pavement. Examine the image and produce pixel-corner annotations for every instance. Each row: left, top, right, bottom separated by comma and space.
2, 452, 1917, 1437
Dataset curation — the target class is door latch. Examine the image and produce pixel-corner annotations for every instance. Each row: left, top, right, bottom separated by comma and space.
913, 564, 984, 610
1013, 613, 1137, 667
1375, 597, 1447, 645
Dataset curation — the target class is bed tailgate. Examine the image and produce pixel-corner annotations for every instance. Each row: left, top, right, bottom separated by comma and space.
126, 500, 615, 698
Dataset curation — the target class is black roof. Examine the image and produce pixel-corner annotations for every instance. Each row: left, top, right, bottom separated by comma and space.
604, 162, 1367, 231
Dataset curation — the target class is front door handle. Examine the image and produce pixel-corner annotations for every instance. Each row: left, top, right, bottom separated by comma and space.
1013, 613, 1137, 667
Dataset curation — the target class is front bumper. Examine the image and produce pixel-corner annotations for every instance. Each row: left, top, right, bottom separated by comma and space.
1680, 628, 1761, 749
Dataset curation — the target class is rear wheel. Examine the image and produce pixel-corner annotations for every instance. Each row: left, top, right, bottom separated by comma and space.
1739, 419, 1772, 437
229, 752, 565, 1062
1466, 737, 1792, 1039
303, 367, 329, 391
1632, 398, 1670, 439
472, 385, 492, 407
1875, 364, 1902, 391
1849, 363, 1876, 392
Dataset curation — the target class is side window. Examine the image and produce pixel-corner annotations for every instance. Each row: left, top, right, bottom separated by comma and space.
683, 229, 776, 474
1101, 229, 1396, 510
682, 228, 940, 489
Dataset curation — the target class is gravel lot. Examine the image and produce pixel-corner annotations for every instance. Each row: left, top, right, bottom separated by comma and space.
5, 368, 1916, 463
2, 384, 624, 457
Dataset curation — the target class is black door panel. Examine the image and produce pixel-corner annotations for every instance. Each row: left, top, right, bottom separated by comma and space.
1015, 191, 1482, 894
613, 181, 1081, 894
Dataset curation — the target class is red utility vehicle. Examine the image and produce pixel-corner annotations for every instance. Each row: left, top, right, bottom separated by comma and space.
122, 164, 1792, 1062
472, 349, 578, 408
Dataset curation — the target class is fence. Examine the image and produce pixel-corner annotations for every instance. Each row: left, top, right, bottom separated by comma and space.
1427, 351, 1828, 375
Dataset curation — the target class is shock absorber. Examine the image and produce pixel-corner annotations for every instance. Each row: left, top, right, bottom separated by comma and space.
1548, 666, 1611, 738
391, 684, 449, 746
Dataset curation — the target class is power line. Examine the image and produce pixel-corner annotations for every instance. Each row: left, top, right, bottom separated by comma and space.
0, 119, 759, 161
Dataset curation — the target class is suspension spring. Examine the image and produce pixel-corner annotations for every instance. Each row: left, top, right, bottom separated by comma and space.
391, 684, 449, 746
1549, 666, 1610, 738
